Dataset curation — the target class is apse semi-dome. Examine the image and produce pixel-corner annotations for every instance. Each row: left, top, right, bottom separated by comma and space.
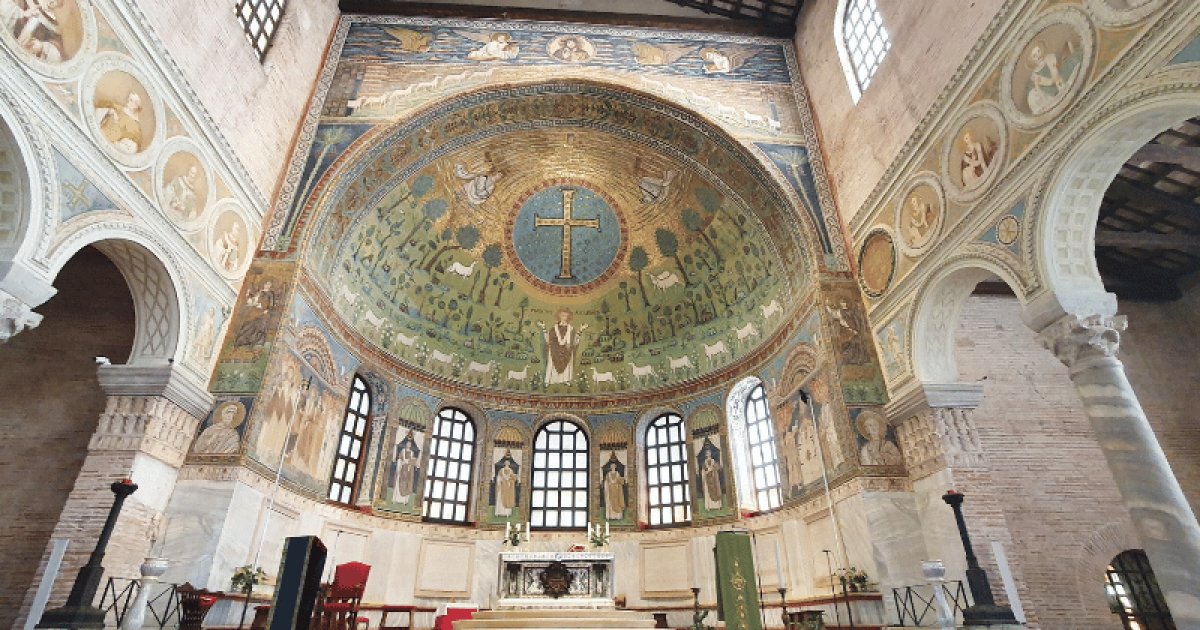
302, 82, 815, 402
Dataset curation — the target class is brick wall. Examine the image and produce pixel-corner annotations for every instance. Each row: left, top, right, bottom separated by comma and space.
0, 247, 135, 628
132, 0, 341, 200
1117, 287, 1200, 515
955, 294, 1132, 629
794, 0, 1006, 223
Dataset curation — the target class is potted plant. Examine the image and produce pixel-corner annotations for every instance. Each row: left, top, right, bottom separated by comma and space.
837, 567, 870, 592
230, 565, 267, 595
589, 527, 610, 549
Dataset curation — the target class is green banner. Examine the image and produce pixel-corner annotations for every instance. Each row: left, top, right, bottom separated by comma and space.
715, 531, 763, 630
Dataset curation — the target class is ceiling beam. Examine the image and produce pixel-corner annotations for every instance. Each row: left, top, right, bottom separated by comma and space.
1095, 229, 1200, 254
337, 1, 794, 37
1130, 144, 1200, 171
1097, 259, 1184, 301
1106, 177, 1200, 221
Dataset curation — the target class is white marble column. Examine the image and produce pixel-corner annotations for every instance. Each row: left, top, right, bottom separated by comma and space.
1041, 314, 1200, 623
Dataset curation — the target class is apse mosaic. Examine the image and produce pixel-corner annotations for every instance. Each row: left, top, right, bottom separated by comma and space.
305, 84, 808, 399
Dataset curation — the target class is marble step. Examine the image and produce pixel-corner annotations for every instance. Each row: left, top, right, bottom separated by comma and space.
458, 609, 657, 630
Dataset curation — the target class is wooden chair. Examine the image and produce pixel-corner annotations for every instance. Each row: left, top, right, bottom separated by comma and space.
313, 561, 372, 630
176, 582, 221, 630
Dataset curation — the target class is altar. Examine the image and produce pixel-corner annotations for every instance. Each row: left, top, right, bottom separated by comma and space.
497, 551, 615, 609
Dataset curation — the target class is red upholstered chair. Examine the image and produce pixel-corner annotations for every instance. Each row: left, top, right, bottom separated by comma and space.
314, 562, 372, 630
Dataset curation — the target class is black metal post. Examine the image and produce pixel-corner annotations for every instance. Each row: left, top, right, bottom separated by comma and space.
39, 478, 139, 629
822, 550, 840, 627
942, 490, 1018, 626
838, 575, 855, 629
777, 587, 788, 629
690, 586, 707, 630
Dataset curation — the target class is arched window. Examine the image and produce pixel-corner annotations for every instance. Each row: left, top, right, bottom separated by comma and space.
328, 376, 371, 505
422, 407, 476, 523
531, 420, 589, 530
744, 383, 783, 510
645, 413, 691, 527
835, 0, 891, 102
1104, 549, 1174, 629
235, 0, 286, 61
727, 377, 782, 513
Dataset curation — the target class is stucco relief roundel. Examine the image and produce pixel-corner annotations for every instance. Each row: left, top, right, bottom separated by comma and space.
155, 138, 212, 232
894, 174, 944, 257
0, 0, 97, 79
81, 56, 163, 169
941, 104, 1007, 203
858, 228, 896, 299
207, 201, 250, 279
1086, 0, 1166, 28
1000, 8, 1095, 129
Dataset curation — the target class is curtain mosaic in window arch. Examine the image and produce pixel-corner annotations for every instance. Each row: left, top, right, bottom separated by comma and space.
645, 413, 692, 526
328, 375, 370, 505
422, 407, 476, 523
530, 420, 589, 529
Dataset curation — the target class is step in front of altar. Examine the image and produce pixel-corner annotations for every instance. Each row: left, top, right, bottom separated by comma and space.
456, 608, 657, 630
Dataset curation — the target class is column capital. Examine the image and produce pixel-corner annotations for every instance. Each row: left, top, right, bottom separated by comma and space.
97, 363, 214, 420
0, 288, 42, 342
1038, 314, 1126, 369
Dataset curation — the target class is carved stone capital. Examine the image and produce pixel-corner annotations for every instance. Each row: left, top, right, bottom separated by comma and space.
0, 289, 42, 342
1039, 314, 1126, 369
89, 395, 202, 468
897, 406, 987, 480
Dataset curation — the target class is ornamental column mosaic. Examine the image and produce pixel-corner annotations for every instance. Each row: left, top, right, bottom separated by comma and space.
1041, 314, 1200, 623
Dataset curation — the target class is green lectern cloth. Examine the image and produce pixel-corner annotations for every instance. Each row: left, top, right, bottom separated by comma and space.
714, 531, 762, 630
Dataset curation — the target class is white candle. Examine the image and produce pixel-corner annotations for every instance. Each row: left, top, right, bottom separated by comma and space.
692, 540, 702, 590
588, 522, 594, 539
506, 521, 511, 539
525, 522, 531, 540
775, 540, 785, 585
605, 522, 609, 537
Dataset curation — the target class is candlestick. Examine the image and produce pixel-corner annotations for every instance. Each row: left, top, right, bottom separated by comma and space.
775, 540, 785, 586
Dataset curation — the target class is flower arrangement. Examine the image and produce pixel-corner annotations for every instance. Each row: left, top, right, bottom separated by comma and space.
837, 567, 870, 592
230, 565, 267, 594
589, 528, 610, 548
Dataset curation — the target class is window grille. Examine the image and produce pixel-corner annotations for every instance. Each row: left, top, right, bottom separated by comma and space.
744, 383, 783, 511
422, 407, 476, 523
838, 0, 891, 101
235, 0, 285, 61
530, 420, 589, 529
645, 413, 691, 526
328, 376, 370, 505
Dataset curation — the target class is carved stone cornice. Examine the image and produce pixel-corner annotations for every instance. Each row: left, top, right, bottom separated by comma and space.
885, 381, 984, 420
97, 363, 214, 419
1038, 314, 1125, 371
88, 394, 201, 468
